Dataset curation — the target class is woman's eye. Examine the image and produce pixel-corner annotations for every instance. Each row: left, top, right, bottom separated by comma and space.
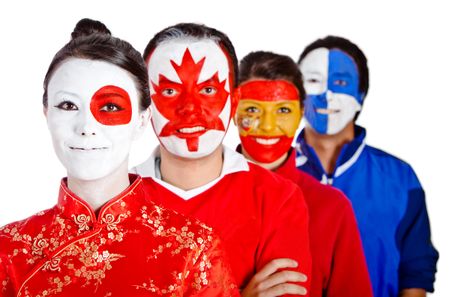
100, 103, 122, 112
199, 86, 217, 95
278, 107, 291, 114
162, 88, 178, 97
334, 79, 347, 86
55, 101, 78, 111
246, 106, 259, 113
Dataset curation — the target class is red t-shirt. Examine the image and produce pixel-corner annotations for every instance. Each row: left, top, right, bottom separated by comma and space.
275, 148, 373, 297
137, 148, 311, 293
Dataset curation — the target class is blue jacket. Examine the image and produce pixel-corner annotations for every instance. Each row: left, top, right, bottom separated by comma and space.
295, 126, 438, 297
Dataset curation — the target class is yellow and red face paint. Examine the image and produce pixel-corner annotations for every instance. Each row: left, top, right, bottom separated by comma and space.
236, 80, 302, 163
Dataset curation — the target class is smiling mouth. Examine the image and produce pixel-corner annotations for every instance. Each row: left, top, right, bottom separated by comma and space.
316, 108, 340, 114
255, 138, 280, 145
177, 126, 206, 134
69, 146, 109, 151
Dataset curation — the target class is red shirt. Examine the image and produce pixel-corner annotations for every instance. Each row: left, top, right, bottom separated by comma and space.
276, 148, 373, 297
136, 147, 312, 293
0, 175, 238, 296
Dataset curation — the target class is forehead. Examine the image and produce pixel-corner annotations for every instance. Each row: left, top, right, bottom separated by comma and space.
240, 80, 299, 102
147, 38, 230, 85
300, 47, 358, 78
47, 58, 137, 97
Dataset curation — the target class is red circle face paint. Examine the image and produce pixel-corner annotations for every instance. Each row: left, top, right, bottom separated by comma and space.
90, 85, 132, 126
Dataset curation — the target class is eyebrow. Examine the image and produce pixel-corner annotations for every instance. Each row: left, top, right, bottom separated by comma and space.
54, 90, 80, 99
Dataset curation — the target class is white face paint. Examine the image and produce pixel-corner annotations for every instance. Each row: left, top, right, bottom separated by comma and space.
46, 58, 146, 181
300, 47, 362, 135
147, 38, 232, 159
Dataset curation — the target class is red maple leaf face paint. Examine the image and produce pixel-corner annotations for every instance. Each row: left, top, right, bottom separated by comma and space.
151, 48, 229, 152
237, 80, 302, 163
90, 85, 132, 126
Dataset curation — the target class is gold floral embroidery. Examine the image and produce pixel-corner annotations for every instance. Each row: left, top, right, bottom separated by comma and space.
133, 271, 183, 295
43, 257, 61, 272
72, 214, 91, 233
102, 213, 128, 231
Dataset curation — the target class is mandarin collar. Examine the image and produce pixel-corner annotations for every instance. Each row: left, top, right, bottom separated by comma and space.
57, 174, 144, 231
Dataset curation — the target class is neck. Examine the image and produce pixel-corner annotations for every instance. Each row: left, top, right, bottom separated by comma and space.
304, 122, 355, 174
241, 146, 288, 171
67, 160, 131, 211
160, 145, 224, 190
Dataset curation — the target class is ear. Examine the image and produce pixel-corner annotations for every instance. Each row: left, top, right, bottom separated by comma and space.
230, 86, 241, 120
43, 106, 48, 118
133, 107, 151, 141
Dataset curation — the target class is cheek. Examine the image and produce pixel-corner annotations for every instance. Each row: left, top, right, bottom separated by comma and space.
237, 113, 259, 134
278, 114, 301, 136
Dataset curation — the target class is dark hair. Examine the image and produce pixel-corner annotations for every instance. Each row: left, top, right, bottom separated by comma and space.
143, 23, 238, 87
298, 35, 369, 97
239, 51, 306, 107
43, 18, 150, 110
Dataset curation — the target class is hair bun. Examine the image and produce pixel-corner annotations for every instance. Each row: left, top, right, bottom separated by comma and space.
71, 18, 111, 39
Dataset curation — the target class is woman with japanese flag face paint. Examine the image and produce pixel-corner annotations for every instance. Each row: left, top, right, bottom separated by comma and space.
236, 51, 373, 297
134, 24, 312, 296
0, 19, 240, 296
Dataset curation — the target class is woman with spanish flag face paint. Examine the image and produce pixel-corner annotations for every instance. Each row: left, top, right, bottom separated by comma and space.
236, 80, 301, 167
236, 51, 373, 297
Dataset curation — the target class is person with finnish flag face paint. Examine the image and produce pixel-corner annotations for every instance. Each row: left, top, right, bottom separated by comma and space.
236, 51, 373, 297
296, 36, 438, 297
133, 23, 312, 296
0, 18, 239, 296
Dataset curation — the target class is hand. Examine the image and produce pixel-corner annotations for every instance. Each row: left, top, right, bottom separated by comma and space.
398, 288, 426, 297
241, 258, 307, 297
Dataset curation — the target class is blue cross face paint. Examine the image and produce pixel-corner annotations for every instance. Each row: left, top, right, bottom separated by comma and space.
300, 48, 364, 135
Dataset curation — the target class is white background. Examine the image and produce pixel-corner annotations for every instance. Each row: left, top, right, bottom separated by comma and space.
0, 0, 448, 295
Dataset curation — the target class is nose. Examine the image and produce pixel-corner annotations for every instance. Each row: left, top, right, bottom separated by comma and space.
76, 110, 99, 137
260, 111, 276, 132
176, 94, 202, 116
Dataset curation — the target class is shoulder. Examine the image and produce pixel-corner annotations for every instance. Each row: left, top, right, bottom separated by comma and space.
0, 208, 56, 254
364, 145, 420, 188
301, 171, 353, 213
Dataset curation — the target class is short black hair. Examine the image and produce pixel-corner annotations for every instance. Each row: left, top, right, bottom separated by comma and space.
43, 18, 150, 110
143, 23, 238, 87
298, 35, 369, 97
239, 51, 306, 107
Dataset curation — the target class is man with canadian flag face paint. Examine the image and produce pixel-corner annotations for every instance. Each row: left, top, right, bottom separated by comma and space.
296, 36, 438, 297
134, 23, 312, 296
237, 51, 373, 297
147, 37, 233, 158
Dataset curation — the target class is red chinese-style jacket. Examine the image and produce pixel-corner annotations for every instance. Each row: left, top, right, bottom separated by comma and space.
0, 175, 238, 296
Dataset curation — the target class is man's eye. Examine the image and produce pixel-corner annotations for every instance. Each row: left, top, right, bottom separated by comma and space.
278, 107, 291, 114
161, 88, 178, 97
199, 86, 217, 96
55, 101, 78, 111
100, 103, 122, 112
246, 106, 259, 113
334, 79, 348, 86
307, 78, 320, 84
